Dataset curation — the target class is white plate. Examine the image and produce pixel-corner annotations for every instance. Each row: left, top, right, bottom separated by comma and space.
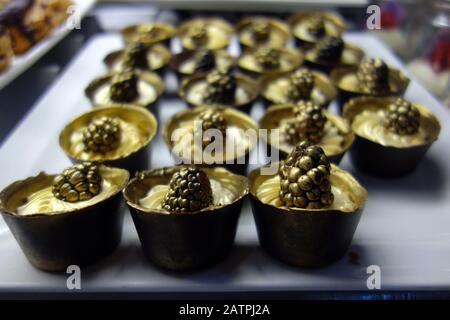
0, 32, 449, 293
0, 0, 96, 90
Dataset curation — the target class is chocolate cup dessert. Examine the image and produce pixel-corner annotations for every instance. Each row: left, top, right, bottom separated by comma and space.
304, 41, 364, 74
0, 165, 129, 271
123, 166, 248, 271
170, 49, 235, 80
260, 69, 336, 109
178, 18, 234, 51
179, 72, 259, 114
288, 11, 346, 50
331, 64, 410, 112
236, 16, 291, 50
238, 47, 303, 78
59, 105, 157, 173
121, 22, 176, 47
103, 43, 171, 75
249, 160, 367, 268
259, 104, 354, 164
162, 106, 259, 175
343, 96, 441, 177
85, 70, 165, 113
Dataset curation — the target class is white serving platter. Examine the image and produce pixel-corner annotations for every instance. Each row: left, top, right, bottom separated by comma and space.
0, 0, 96, 90
0, 32, 449, 294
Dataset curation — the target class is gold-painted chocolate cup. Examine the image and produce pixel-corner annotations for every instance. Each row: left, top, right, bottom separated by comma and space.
178, 72, 260, 113
304, 43, 364, 74
260, 70, 336, 109
249, 162, 367, 268
121, 22, 176, 47
259, 104, 354, 164
169, 49, 235, 80
178, 18, 234, 51
343, 96, 441, 177
59, 105, 158, 173
331, 65, 410, 113
123, 165, 248, 271
85, 70, 165, 114
0, 166, 129, 271
162, 106, 259, 175
103, 44, 171, 75
236, 16, 291, 50
288, 11, 346, 50
238, 47, 303, 78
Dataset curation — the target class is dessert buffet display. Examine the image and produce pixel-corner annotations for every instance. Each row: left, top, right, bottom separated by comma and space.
0, 10, 448, 291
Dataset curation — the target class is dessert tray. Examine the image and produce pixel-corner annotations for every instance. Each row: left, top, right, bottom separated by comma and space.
0, 0, 95, 90
0, 32, 449, 294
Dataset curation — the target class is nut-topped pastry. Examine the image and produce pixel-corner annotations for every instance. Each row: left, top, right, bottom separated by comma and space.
238, 47, 303, 77
85, 69, 164, 109
260, 101, 354, 163
121, 22, 176, 46
0, 25, 13, 73
179, 67, 259, 113
103, 42, 171, 74
59, 105, 157, 173
343, 96, 441, 177
0, 0, 51, 54
123, 165, 248, 271
288, 11, 346, 50
178, 18, 233, 50
304, 35, 364, 73
331, 57, 410, 111
249, 142, 367, 267
0, 162, 129, 271
236, 16, 290, 49
163, 106, 258, 175
260, 67, 336, 108
170, 48, 234, 78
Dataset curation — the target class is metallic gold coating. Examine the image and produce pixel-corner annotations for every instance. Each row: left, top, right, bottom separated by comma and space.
85, 70, 164, 107
162, 106, 258, 164
179, 72, 259, 110
237, 16, 291, 49
238, 47, 303, 75
170, 49, 235, 77
103, 44, 171, 73
178, 18, 233, 50
121, 22, 176, 45
343, 96, 440, 148
259, 104, 354, 159
260, 69, 336, 107
59, 105, 157, 163
1, 166, 129, 216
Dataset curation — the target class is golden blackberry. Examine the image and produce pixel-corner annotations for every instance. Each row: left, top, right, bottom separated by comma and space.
197, 109, 228, 147
109, 70, 139, 102
386, 98, 420, 135
82, 116, 121, 153
255, 47, 280, 69
123, 42, 149, 70
204, 68, 237, 104
251, 21, 270, 42
357, 58, 389, 93
312, 36, 344, 61
305, 17, 326, 38
284, 101, 326, 144
279, 142, 333, 209
287, 68, 314, 101
194, 49, 216, 72
188, 26, 208, 46
161, 167, 214, 213
52, 162, 102, 203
